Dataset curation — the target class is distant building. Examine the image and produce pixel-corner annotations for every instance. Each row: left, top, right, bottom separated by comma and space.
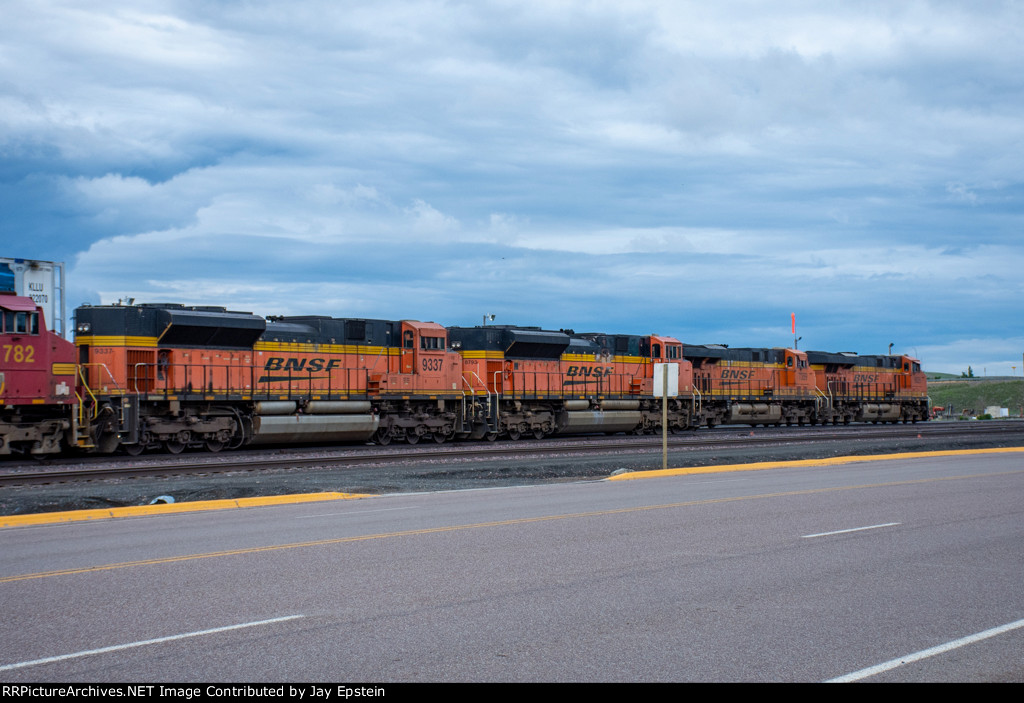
0, 257, 66, 338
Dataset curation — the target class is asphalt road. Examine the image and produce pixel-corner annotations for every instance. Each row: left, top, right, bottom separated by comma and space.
1, 450, 1022, 682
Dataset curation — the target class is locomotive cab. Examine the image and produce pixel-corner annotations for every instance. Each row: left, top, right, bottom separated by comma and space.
783, 349, 814, 390
897, 355, 927, 393
0, 295, 77, 454
395, 320, 460, 394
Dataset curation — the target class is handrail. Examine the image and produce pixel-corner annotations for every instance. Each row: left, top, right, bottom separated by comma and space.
462, 371, 497, 433
492, 369, 504, 432
815, 383, 832, 410
75, 363, 122, 441
76, 366, 99, 426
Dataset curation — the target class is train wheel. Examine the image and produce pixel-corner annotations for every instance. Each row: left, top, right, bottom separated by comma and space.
406, 432, 420, 445
205, 440, 225, 453
533, 429, 545, 440
123, 443, 145, 456
485, 432, 498, 442
507, 427, 521, 441
164, 441, 186, 454
432, 432, 446, 444
373, 427, 392, 445
92, 406, 120, 454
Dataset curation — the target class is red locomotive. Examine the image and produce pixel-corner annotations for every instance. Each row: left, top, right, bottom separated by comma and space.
0, 293, 78, 455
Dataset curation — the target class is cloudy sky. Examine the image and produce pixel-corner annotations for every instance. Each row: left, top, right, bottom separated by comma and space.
3, 0, 1022, 374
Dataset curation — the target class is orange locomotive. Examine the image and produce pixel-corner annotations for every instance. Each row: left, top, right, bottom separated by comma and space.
73, 304, 468, 453
448, 326, 693, 439
806, 351, 929, 425
685, 345, 818, 427
684, 344, 928, 428
2, 298, 930, 456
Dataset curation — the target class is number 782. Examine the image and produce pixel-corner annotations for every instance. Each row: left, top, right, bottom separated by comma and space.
3, 344, 35, 363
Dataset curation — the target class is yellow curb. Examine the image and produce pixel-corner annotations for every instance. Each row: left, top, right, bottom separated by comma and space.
0, 491, 373, 528
607, 446, 1024, 481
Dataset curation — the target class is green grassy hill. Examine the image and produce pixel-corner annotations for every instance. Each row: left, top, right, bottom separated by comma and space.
927, 379, 1024, 417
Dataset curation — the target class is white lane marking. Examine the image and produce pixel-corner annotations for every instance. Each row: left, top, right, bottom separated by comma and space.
825, 617, 1024, 682
297, 505, 420, 519
0, 615, 304, 672
802, 522, 901, 538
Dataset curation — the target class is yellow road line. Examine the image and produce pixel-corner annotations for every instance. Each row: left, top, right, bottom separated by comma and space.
2, 465, 1022, 584
607, 446, 1024, 481
0, 492, 371, 529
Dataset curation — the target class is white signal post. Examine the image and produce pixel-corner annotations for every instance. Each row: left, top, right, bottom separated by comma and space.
654, 363, 679, 472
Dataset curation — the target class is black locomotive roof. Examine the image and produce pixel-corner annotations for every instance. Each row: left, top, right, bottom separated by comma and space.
576, 333, 643, 357
448, 326, 569, 359
270, 316, 400, 346
682, 344, 730, 360
157, 308, 266, 347
682, 345, 788, 363
76, 303, 266, 348
565, 337, 600, 355
727, 348, 787, 363
261, 320, 318, 344
806, 350, 859, 366
857, 355, 901, 369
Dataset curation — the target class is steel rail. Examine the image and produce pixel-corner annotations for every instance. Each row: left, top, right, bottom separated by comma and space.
2, 421, 1021, 487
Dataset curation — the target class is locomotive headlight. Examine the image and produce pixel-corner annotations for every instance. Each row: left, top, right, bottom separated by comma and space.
77, 322, 91, 333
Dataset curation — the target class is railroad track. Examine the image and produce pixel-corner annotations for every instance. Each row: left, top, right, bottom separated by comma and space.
2, 421, 1022, 487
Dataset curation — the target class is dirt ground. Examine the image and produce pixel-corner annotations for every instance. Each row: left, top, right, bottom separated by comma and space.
1, 429, 1021, 516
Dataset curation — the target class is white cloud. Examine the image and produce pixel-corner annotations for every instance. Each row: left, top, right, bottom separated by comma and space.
2, 0, 1020, 369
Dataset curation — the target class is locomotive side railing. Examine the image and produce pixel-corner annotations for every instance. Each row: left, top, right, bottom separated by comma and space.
502, 371, 643, 400
130, 362, 380, 402
814, 385, 832, 410
461, 371, 496, 434
76, 363, 122, 418
74, 363, 124, 447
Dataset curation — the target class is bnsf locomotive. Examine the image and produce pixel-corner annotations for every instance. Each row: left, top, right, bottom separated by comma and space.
0, 295, 929, 456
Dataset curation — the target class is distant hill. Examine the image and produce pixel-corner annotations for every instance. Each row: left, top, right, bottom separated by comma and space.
927, 378, 1024, 417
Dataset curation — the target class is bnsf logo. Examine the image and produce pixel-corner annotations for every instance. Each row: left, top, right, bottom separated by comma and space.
565, 365, 614, 378
854, 374, 879, 383
264, 357, 342, 372
720, 369, 755, 380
